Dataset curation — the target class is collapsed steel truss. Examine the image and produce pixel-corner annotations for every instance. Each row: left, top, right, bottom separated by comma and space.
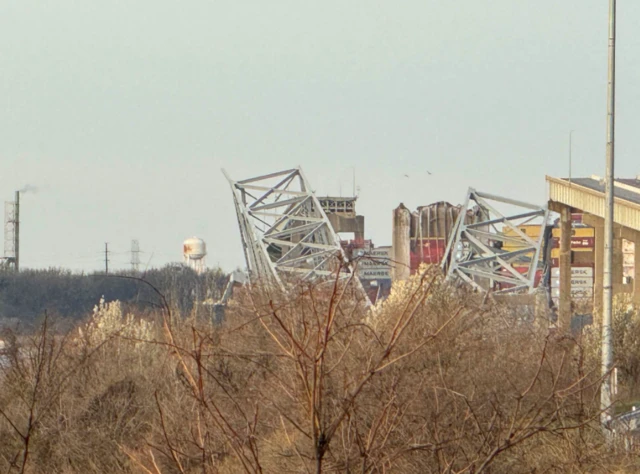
441, 188, 548, 294
223, 167, 367, 297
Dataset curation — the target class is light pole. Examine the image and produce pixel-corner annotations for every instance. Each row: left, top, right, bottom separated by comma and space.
601, 0, 616, 429
569, 130, 575, 184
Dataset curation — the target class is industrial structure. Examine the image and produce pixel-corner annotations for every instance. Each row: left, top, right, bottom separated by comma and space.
319, 195, 390, 302
441, 189, 548, 294
222, 167, 553, 306
318, 196, 365, 241
183, 237, 207, 274
131, 240, 141, 272
392, 201, 463, 280
2, 191, 19, 272
391, 191, 550, 297
223, 167, 369, 302
385, 175, 640, 329
219, 166, 640, 326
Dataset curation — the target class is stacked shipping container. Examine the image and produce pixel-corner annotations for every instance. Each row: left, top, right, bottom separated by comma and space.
501, 213, 595, 303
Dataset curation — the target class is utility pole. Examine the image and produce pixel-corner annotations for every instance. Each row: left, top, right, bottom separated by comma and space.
601, 0, 616, 430
104, 242, 110, 274
14, 191, 19, 272
569, 130, 575, 185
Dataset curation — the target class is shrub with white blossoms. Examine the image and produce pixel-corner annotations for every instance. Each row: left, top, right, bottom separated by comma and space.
78, 296, 155, 349
365, 264, 445, 330
373, 264, 443, 313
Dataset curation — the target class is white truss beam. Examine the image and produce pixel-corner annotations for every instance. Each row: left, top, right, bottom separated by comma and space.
223, 167, 369, 301
441, 188, 548, 294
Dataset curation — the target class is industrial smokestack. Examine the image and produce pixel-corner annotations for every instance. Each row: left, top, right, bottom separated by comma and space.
14, 191, 19, 272
392, 204, 411, 281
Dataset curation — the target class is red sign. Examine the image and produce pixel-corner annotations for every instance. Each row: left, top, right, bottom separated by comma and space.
551, 237, 595, 249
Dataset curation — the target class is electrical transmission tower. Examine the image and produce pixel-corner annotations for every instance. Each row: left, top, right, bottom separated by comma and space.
3, 196, 18, 271
131, 240, 141, 272
104, 243, 110, 274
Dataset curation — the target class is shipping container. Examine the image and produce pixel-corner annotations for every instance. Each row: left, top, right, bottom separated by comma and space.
409, 238, 447, 273
501, 224, 544, 253
358, 246, 392, 280
550, 227, 595, 259
550, 264, 595, 306
550, 252, 595, 267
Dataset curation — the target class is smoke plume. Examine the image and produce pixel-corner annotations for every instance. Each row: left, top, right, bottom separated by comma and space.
19, 184, 38, 194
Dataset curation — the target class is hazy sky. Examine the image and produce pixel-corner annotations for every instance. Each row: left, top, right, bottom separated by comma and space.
2, 1, 640, 273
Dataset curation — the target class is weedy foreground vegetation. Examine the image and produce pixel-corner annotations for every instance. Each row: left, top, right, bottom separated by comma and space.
0, 268, 639, 473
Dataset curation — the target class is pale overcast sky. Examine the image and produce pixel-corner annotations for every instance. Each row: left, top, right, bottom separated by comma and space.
2, 1, 640, 272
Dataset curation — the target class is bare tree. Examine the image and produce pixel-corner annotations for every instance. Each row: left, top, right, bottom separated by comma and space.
0, 266, 635, 473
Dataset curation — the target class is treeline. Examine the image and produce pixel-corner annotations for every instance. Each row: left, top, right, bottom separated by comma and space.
0, 265, 229, 325
0, 269, 635, 473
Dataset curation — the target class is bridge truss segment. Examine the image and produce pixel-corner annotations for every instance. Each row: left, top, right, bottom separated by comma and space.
223, 167, 368, 300
441, 188, 549, 294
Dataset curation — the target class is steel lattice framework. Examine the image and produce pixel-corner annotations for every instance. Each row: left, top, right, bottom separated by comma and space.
441, 188, 548, 294
3, 201, 16, 269
223, 167, 367, 297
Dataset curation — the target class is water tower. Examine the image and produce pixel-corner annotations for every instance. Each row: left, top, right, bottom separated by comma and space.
183, 237, 207, 274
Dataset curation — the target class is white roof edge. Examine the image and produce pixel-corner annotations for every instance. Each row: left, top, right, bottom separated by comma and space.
614, 180, 640, 195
